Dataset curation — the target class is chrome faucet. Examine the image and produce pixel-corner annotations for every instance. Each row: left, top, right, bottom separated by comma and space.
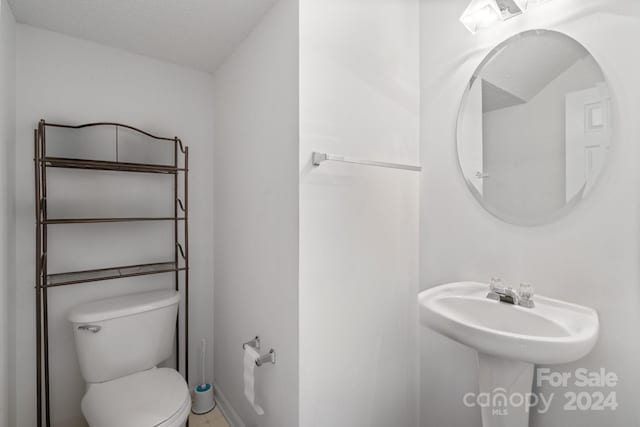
486, 278, 535, 308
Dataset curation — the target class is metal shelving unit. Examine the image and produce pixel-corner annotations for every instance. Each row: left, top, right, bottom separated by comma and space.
34, 120, 189, 427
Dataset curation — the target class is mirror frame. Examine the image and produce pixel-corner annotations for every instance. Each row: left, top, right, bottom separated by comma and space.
456, 29, 614, 226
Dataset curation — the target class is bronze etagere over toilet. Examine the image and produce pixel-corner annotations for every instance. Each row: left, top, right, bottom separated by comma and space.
34, 120, 189, 427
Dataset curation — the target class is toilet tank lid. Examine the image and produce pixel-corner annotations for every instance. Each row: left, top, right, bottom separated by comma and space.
68, 290, 180, 323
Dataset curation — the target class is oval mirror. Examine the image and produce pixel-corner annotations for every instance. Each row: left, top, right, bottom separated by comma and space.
457, 30, 612, 226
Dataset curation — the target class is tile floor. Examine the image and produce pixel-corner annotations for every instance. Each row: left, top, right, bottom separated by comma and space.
190, 406, 230, 427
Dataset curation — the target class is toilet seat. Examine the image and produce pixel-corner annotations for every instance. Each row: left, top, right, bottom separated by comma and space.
82, 367, 191, 427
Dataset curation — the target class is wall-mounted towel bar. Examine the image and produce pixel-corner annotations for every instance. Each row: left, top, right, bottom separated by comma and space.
312, 152, 422, 172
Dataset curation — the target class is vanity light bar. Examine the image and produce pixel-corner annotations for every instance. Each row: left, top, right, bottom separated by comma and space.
460, 0, 502, 34
460, 0, 552, 34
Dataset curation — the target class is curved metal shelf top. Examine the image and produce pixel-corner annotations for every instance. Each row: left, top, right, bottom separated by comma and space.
42, 120, 178, 142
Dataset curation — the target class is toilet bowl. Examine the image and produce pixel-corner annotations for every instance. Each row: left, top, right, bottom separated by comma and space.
82, 368, 190, 427
68, 290, 191, 427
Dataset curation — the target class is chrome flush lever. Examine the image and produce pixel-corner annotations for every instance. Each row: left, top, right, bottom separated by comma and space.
78, 325, 101, 333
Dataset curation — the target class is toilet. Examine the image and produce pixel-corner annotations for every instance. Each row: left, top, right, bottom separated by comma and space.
68, 289, 191, 427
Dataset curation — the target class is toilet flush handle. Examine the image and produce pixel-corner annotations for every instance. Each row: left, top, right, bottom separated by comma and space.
78, 325, 101, 333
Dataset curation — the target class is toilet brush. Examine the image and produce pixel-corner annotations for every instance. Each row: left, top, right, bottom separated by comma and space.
192, 339, 216, 415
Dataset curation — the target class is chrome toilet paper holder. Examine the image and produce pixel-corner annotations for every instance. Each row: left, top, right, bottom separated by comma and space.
243, 336, 261, 350
256, 349, 276, 367
243, 336, 276, 367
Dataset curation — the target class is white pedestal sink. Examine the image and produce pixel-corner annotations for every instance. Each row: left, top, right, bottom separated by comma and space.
418, 282, 599, 427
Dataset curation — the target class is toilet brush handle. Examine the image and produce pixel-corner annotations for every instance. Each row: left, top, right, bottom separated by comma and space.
201, 338, 206, 386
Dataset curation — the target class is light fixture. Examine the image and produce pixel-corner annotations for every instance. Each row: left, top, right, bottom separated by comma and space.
460, 0, 503, 34
460, 0, 553, 34
520, 0, 554, 8
495, 0, 527, 19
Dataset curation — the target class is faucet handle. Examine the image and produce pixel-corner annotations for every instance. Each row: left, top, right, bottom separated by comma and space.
518, 283, 535, 307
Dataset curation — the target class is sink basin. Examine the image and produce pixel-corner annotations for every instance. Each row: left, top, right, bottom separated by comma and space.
419, 281, 599, 364
418, 282, 599, 427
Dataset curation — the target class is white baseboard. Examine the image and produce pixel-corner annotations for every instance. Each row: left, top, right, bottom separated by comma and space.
214, 384, 246, 427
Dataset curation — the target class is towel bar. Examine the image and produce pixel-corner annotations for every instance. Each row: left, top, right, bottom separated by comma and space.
312, 151, 422, 172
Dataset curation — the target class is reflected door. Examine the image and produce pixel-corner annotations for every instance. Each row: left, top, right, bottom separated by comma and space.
565, 83, 611, 201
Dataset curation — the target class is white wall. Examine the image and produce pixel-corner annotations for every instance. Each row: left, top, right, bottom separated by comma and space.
299, 0, 420, 426
0, 0, 15, 425
212, 1, 299, 426
420, 0, 640, 426
15, 25, 215, 427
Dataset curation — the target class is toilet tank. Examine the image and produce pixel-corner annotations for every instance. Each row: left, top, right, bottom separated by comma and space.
68, 289, 180, 384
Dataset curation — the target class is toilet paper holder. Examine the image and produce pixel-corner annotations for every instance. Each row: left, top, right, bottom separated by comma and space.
243, 336, 276, 367
256, 349, 276, 367
243, 336, 261, 350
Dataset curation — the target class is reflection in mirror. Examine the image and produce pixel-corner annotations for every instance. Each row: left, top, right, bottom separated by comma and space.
457, 30, 612, 225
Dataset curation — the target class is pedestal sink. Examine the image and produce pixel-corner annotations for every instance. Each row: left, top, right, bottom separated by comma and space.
418, 282, 599, 427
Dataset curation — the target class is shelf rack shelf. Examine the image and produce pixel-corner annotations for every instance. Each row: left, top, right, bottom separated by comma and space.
44, 217, 186, 224
34, 120, 189, 427
42, 156, 184, 174
46, 261, 187, 287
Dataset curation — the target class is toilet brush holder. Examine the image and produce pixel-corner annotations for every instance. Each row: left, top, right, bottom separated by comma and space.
192, 383, 216, 415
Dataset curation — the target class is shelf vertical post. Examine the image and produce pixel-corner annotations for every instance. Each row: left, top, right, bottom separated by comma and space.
173, 137, 180, 375
184, 145, 189, 385
40, 120, 51, 427
34, 126, 42, 427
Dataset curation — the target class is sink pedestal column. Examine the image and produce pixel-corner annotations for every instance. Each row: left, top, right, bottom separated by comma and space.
477, 353, 534, 427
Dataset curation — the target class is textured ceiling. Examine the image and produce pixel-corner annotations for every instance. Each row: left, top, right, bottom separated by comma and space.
8, 0, 279, 73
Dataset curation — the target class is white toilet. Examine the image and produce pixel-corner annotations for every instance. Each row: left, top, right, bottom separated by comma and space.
68, 289, 191, 427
